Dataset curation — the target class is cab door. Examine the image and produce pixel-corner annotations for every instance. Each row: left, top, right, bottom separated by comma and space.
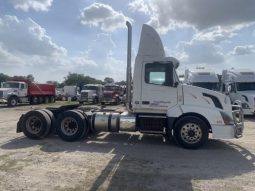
140, 62, 178, 113
19, 83, 28, 97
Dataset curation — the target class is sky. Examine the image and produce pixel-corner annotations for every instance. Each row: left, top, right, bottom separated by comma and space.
0, 0, 255, 83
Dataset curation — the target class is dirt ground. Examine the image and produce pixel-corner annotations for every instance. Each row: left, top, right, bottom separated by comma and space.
0, 102, 254, 191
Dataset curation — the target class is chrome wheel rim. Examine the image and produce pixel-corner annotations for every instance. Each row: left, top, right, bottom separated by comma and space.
26, 116, 42, 134
61, 117, 78, 136
11, 99, 17, 106
180, 123, 202, 144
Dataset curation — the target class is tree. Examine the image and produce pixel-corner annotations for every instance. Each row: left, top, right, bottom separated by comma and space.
116, 80, 126, 86
0, 73, 10, 84
11, 74, 35, 82
104, 77, 114, 84
26, 74, 34, 82
46, 81, 61, 87
63, 73, 103, 88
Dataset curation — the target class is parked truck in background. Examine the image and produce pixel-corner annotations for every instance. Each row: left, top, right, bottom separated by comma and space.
101, 84, 123, 105
184, 68, 220, 91
0, 80, 55, 107
79, 84, 103, 104
16, 22, 244, 149
221, 69, 255, 115
63, 85, 79, 101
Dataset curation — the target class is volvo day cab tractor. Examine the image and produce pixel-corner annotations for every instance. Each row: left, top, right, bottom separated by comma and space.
221, 69, 255, 115
184, 68, 220, 91
0, 80, 56, 107
16, 22, 244, 149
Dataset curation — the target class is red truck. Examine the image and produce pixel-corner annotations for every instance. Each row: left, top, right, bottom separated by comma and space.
0, 80, 56, 107
101, 84, 123, 105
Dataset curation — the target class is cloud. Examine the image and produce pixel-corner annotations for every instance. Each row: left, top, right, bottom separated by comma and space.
176, 39, 225, 65
129, 0, 255, 34
128, 0, 151, 15
0, 15, 126, 82
0, 15, 66, 56
230, 45, 255, 55
9, 0, 53, 11
0, 45, 23, 66
80, 3, 132, 32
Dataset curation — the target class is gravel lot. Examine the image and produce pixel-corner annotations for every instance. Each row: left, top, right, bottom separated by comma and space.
0, 102, 254, 191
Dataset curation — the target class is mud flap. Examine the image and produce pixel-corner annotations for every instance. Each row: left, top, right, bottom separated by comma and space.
16, 114, 25, 133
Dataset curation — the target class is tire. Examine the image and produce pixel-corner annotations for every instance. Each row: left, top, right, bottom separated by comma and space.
49, 96, 55, 103
41, 109, 55, 136
8, 96, 18, 107
56, 110, 88, 141
21, 110, 52, 139
101, 102, 105, 105
38, 96, 43, 104
73, 109, 89, 137
44, 96, 49, 104
174, 116, 209, 149
31, 96, 39, 105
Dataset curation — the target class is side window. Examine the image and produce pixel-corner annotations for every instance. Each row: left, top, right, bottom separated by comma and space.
20, 84, 25, 89
145, 63, 173, 86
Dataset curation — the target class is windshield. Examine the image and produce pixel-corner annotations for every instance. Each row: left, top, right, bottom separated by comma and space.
104, 86, 119, 91
2, 82, 20, 88
192, 82, 220, 91
237, 82, 255, 91
83, 86, 97, 91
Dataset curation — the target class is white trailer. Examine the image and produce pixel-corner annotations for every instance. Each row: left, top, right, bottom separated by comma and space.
184, 68, 220, 91
221, 69, 255, 115
16, 22, 244, 149
63, 85, 79, 101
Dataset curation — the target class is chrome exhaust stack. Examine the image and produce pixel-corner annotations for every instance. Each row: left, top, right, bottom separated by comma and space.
126, 21, 132, 112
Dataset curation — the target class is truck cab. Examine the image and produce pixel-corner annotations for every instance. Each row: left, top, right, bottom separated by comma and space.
221, 69, 255, 115
0, 81, 27, 106
102, 84, 123, 105
79, 84, 103, 104
184, 68, 220, 91
132, 24, 243, 148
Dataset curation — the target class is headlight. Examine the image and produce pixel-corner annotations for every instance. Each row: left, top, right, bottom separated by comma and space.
220, 111, 234, 125
241, 103, 250, 109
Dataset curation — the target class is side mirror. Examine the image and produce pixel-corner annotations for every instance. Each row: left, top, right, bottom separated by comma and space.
225, 85, 231, 95
174, 81, 179, 87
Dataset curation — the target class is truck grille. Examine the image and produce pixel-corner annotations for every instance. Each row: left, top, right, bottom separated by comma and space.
81, 92, 88, 100
104, 94, 112, 99
0, 91, 3, 98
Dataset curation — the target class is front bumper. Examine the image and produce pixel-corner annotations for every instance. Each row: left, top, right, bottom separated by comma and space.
80, 98, 93, 102
0, 98, 7, 103
102, 98, 117, 103
232, 104, 244, 138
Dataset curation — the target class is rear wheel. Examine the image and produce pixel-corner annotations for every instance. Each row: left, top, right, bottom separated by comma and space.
8, 96, 18, 107
174, 116, 209, 149
44, 96, 49, 104
56, 110, 88, 141
21, 110, 51, 139
30, 96, 39, 105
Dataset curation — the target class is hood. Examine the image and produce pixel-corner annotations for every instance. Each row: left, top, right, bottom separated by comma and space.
0, 88, 13, 91
103, 91, 115, 94
182, 84, 231, 111
238, 90, 255, 97
82, 90, 96, 93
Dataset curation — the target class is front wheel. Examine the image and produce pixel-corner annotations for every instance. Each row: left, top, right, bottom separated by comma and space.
174, 116, 209, 149
8, 96, 18, 107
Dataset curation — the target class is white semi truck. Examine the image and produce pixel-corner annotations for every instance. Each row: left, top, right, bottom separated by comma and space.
221, 69, 255, 115
184, 68, 220, 91
79, 84, 103, 104
16, 22, 244, 149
